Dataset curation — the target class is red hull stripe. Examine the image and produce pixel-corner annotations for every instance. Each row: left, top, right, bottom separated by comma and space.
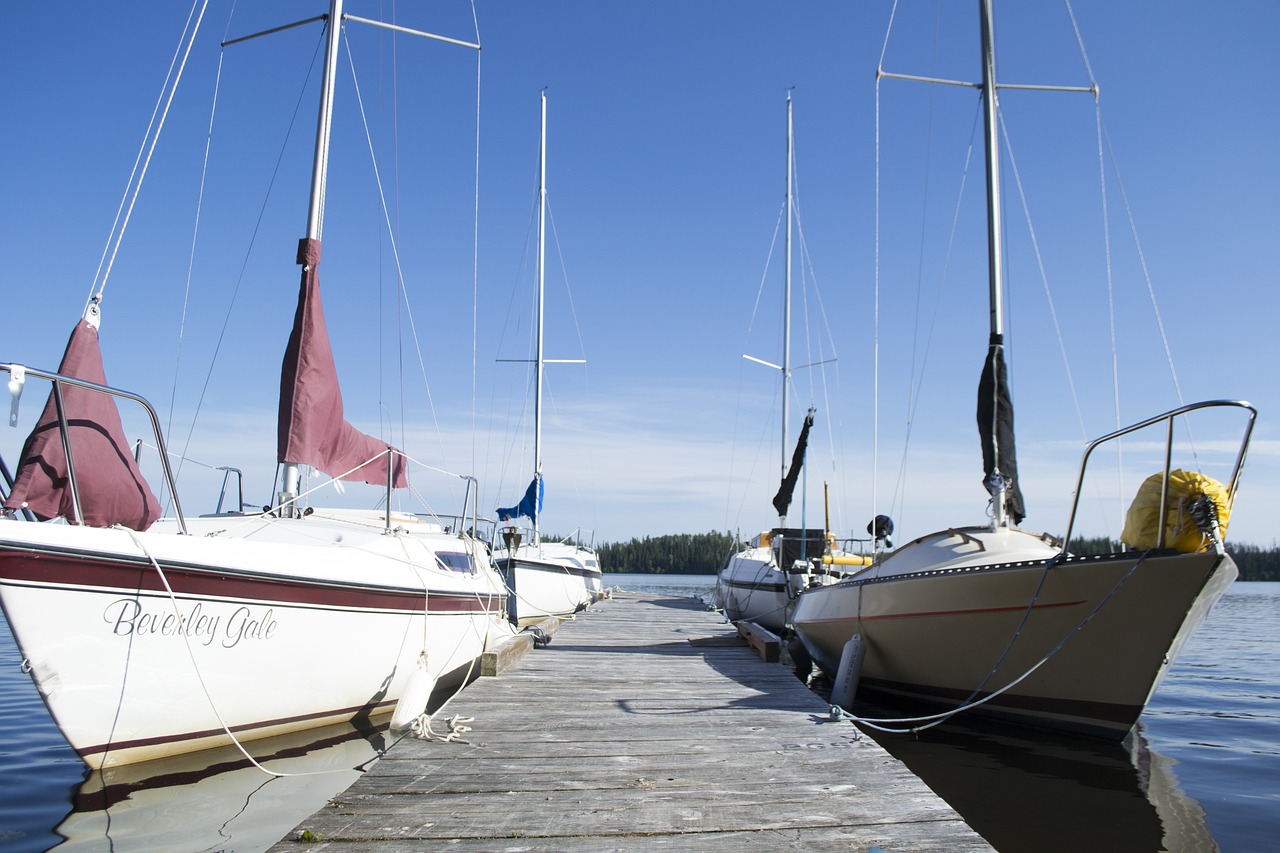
76, 721, 393, 811
807, 598, 1087, 623
78, 698, 397, 761
0, 548, 504, 614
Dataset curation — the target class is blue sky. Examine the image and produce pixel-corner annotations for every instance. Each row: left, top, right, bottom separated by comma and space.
2, 1, 1277, 549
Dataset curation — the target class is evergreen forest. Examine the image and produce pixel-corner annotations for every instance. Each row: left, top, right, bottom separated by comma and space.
597, 531, 1280, 581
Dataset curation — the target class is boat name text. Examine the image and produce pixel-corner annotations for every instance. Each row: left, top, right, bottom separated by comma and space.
103, 600, 278, 648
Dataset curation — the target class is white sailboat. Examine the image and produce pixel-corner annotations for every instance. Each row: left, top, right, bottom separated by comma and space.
791, 0, 1255, 739
714, 94, 868, 634
0, 0, 514, 770
493, 92, 603, 627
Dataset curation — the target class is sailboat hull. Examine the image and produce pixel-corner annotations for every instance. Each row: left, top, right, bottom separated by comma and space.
716, 546, 797, 633
716, 528, 851, 633
792, 527, 1236, 738
0, 512, 513, 768
497, 542, 602, 626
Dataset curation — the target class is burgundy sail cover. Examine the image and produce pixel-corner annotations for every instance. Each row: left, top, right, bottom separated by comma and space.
278, 238, 407, 487
3, 318, 161, 530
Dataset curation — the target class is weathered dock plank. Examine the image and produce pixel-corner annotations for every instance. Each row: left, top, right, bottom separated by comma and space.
269, 592, 992, 852
737, 619, 782, 662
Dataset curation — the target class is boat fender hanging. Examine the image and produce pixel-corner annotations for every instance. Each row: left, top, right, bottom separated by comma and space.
390, 651, 437, 732
7, 364, 24, 427
831, 634, 866, 712
1120, 469, 1232, 553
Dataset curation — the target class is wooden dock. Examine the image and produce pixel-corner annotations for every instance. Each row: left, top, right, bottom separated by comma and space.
269, 592, 993, 851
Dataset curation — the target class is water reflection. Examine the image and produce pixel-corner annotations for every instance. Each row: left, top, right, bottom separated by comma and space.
853, 710, 1217, 853
50, 717, 393, 852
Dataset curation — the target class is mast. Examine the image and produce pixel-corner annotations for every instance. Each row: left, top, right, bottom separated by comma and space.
281, 0, 344, 505
975, 0, 1027, 528
533, 89, 547, 545
780, 91, 793, 513
979, 0, 1009, 529
980, 0, 1003, 343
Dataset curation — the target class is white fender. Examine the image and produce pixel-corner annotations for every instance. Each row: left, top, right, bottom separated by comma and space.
390, 651, 436, 732
831, 634, 865, 711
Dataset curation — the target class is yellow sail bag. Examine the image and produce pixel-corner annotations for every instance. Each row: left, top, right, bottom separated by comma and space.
1120, 469, 1232, 553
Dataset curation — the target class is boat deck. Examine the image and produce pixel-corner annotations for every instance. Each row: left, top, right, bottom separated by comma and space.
268, 591, 992, 851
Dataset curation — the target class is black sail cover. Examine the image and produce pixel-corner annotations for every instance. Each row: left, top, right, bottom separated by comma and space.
977, 333, 1026, 524
772, 409, 814, 517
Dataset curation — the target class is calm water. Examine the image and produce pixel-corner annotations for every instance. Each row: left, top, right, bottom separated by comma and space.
0, 576, 1275, 852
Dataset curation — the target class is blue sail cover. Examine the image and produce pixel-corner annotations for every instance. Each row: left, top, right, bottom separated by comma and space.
498, 476, 544, 522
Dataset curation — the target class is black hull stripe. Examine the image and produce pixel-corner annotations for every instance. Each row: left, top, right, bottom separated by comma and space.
497, 558, 602, 581
720, 579, 788, 594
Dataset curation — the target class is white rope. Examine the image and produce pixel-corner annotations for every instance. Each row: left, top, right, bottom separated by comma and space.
387, 527, 509, 738
832, 550, 1150, 734
121, 527, 351, 778
413, 714, 473, 744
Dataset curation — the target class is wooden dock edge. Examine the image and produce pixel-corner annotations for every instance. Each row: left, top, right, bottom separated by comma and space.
480, 631, 531, 676
480, 615, 570, 677
736, 619, 781, 662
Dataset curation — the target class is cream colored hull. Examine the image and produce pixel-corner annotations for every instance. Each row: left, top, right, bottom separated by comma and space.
792, 527, 1236, 738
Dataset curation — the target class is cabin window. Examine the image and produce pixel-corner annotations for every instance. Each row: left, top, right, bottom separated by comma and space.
437, 551, 473, 573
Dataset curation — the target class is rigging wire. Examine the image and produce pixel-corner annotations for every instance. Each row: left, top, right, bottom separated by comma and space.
996, 107, 1087, 440
91, 0, 211, 306
173, 16, 327, 506
166, 8, 230, 513
491, 169, 540, 504
790, 148, 845, 536
724, 199, 787, 534
338, 23, 484, 512
470, 2, 485, 496
544, 198, 599, 529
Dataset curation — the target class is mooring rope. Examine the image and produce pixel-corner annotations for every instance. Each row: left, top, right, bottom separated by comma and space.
831, 549, 1152, 734
121, 527, 353, 778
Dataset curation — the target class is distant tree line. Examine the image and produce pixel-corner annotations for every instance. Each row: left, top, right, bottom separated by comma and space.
598, 531, 1280, 580
1053, 536, 1280, 581
598, 531, 735, 574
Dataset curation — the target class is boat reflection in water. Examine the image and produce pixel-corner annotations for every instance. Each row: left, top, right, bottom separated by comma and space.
51, 716, 391, 851
849, 706, 1218, 853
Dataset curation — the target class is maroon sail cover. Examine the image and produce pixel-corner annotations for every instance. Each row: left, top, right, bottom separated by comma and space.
278, 238, 407, 488
3, 318, 161, 530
